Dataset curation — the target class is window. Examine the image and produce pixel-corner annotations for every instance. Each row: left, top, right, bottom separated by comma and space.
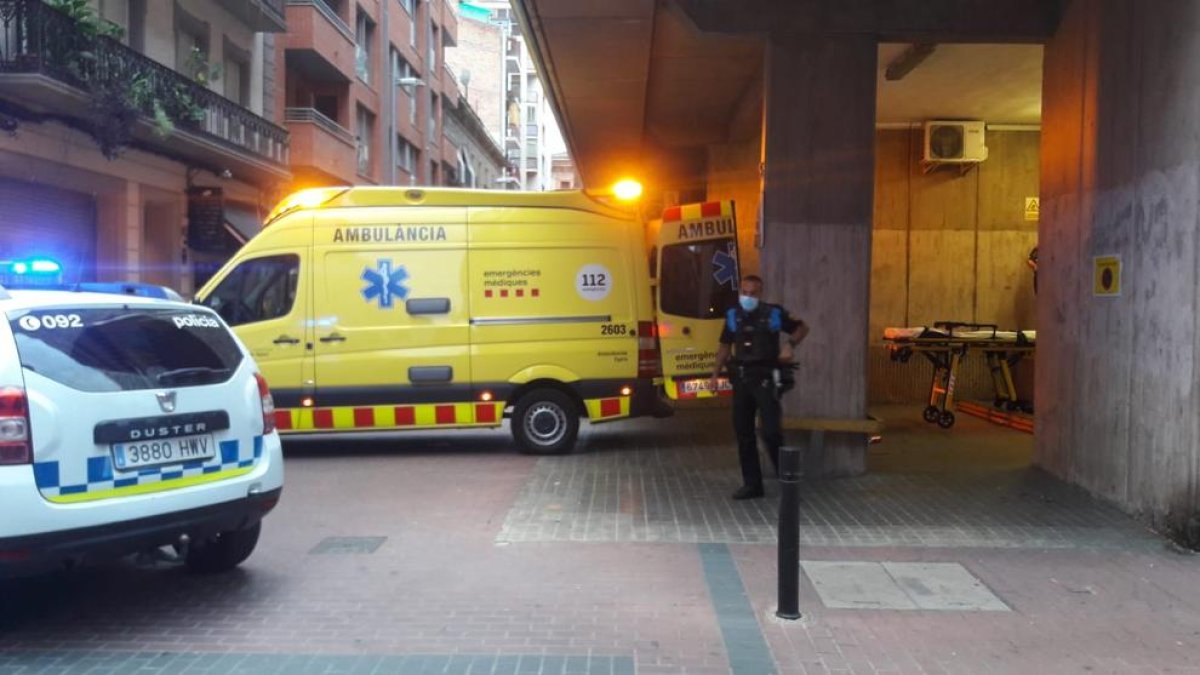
659, 239, 739, 319
175, 25, 207, 78
223, 41, 250, 107
395, 52, 416, 125
357, 105, 375, 176
427, 89, 437, 143
398, 0, 413, 15
314, 95, 340, 124
10, 307, 244, 392
201, 255, 300, 327
355, 8, 374, 84
429, 25, 439, 72
397, 135, 418, 173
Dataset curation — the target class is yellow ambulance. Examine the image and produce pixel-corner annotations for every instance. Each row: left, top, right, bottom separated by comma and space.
652, 201, 742, 401
195, 186, 678, 454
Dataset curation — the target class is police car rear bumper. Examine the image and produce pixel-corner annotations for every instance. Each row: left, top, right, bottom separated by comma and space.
0, 489, 281, 578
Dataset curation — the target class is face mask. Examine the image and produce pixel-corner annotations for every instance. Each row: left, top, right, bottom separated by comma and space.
739, 295, 759, 312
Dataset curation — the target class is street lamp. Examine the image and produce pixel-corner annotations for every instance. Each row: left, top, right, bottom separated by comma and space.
395, 76, 427, 93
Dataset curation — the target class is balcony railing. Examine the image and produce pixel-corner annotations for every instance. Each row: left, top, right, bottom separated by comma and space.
0, 0, 288, 167
216, 0, 286, 32
284, 107, 354, 145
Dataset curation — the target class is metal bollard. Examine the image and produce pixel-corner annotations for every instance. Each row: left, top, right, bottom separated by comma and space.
776, 443, 801, 620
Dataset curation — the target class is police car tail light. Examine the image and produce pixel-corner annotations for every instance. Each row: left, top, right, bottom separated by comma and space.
255, 373, 276, 434
0, 387, 31, 465
637, 321, 662, 379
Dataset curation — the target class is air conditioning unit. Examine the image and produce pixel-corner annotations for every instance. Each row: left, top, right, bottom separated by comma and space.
923, 121, 988, 163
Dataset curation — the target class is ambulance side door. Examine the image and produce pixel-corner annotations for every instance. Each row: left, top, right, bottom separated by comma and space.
310, 209, 472, 421
655, 202, 740, 399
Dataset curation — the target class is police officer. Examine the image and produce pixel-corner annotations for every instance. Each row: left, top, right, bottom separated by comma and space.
709, 275, 809, 500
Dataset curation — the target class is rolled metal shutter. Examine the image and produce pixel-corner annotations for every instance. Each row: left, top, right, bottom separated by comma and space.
0, 178, 97, 283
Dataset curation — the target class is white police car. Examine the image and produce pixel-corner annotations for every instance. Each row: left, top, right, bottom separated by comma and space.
0, 285, 283, 577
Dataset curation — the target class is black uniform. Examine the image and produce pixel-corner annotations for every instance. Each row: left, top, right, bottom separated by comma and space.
720, 303, 802, 490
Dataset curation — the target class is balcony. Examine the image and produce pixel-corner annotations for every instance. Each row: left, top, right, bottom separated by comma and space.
0, 0, 289, 185
285, 0, 355, 83
216, 0, 287, 33
438, 0, 458, 49
284, 107, 358, 185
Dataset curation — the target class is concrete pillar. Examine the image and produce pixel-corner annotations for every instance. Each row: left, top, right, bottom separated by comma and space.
761, 35, 877, 476
1040, 0, 1200, 535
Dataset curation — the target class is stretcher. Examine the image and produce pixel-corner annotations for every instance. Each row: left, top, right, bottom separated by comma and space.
883, 321, 1036, 428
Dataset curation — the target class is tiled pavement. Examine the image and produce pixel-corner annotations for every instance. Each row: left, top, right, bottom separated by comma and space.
2, 407, 1199, 675
499, 407, 1156, 549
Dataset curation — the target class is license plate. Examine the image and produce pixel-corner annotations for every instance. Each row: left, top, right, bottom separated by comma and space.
679, 377, 731, 394
112, 434, 216, 471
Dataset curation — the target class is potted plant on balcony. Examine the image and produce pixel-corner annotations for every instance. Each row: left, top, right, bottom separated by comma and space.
184, 47, 222, 88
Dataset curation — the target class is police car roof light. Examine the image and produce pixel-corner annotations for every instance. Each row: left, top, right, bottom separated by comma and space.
3, 257, 62, 276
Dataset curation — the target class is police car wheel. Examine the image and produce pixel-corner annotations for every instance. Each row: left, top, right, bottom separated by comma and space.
513, 389, 579, 455
185, 522, 261, 574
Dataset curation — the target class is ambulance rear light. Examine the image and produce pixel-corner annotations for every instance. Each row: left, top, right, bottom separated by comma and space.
255, 373, 276, 434
637, 321, 662, 379
0, 387, 31, 465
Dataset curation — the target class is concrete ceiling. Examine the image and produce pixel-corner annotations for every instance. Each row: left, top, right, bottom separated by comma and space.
876, 43, 1044, 125
518, 2, 1045, 188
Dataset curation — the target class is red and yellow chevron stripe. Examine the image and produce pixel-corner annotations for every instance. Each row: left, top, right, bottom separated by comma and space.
275, 402, 505, 432
273, 395, 632, 433
661, 200, 734, 223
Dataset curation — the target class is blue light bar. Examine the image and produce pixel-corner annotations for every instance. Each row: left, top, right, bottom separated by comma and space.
29, 259, 61, 274
2, 257, 62, 276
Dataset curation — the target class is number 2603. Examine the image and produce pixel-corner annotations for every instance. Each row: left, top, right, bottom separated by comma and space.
600, 324, 627, 336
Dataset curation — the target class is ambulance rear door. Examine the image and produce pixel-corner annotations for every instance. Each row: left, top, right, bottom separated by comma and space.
655, 201, 740, 400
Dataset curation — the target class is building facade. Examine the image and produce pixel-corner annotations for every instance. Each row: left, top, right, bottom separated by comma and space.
458, 0, 558, 191
0, 0, 290, 295
442, 76, 505, 188
279, 0, 459, 190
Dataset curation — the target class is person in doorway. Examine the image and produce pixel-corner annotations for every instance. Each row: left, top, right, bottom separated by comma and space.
709, 275, 809, 500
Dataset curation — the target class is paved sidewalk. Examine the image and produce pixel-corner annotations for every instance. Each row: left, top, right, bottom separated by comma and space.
1, 408, 1198, 674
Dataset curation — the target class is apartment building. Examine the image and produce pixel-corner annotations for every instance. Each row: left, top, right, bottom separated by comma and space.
279, 0, 459, 188
448, 1, 559, 191
0, 0, 290, 293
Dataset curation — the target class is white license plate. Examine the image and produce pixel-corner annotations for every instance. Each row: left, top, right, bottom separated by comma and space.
112, 434, 216, 471
680, 378, 731, 394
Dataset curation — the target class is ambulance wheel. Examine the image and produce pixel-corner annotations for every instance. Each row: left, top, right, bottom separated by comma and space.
937, 411, 956, 429
185, 522, 261, 574
923, 406, 940, 423
513, 389, 579, 455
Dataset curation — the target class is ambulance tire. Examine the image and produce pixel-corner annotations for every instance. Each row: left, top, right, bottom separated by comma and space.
185, 522, 261, 574
513, 389, 579, 455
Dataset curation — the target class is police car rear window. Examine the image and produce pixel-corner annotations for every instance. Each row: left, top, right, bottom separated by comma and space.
8, 308, 244, 392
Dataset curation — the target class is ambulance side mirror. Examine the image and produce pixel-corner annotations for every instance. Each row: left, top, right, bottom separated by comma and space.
406, 297, 451, 315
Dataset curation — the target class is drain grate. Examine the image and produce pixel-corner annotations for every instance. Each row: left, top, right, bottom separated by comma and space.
309, 536, 387, 555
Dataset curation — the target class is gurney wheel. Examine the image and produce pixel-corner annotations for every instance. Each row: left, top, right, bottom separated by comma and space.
937, 411, 956, 429
923, 406, 940, 423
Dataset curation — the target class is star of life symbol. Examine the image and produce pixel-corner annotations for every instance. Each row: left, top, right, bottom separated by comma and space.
712, 243, 738, 290
361, 260, 409, 308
